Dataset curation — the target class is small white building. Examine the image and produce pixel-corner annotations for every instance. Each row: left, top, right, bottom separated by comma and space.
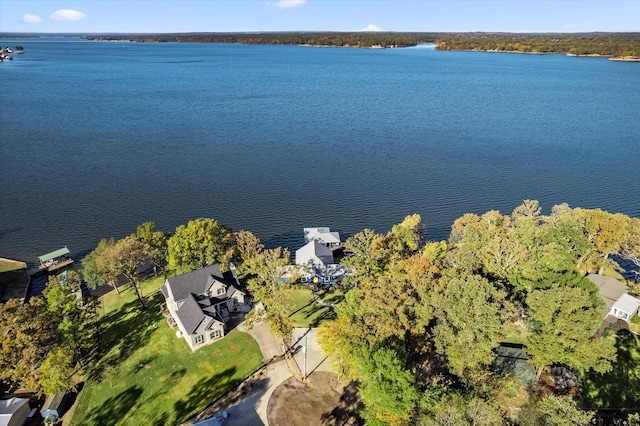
303, 227, 341, 249
588, 273, 640, 322
296, 241, 334, 269
0, 397, 30, 426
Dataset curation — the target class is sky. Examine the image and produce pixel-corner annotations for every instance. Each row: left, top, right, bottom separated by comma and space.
0, 1, 638, 34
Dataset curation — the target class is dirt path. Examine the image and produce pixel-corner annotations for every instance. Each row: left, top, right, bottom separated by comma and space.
266, 372, 361, 426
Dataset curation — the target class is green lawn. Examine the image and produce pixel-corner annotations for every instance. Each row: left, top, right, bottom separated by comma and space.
0, 258, 26, 273
580, 330, 640, 409
70, 277, 262, 426
0, 258, 29, 300
288, 286, 346, 328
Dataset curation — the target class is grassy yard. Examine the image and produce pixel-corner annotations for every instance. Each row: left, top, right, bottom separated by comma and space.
580, 330, 640, 409
69, 277, 262, 426
288, 286, 346, 328
0, 258, 29, 300
0, 257, 27, 273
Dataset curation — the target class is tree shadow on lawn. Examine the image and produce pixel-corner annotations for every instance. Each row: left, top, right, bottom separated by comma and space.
290, 301, 336, 327
289, 288, 345, 327
173, 367, 238, 424
77, 385, 143, 426
85, 292, 165, 382
581, 330, 640, 409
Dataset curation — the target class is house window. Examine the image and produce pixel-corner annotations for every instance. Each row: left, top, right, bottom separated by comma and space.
195, 335, 204, 344
622, 312, 629, 320
210, 330, 221, 340
233, 296, 239, 305
217, 287, 225, 295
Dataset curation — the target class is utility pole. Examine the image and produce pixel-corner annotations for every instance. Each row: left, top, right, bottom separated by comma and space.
303, 334, 308, 380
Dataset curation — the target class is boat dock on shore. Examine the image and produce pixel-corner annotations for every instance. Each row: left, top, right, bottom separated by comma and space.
37, 246, 74, 272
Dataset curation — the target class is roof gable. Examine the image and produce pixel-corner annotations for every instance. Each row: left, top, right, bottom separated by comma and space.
166, 264, 228, 302
176, 294, 205, 335
304, 227, 341, 244
0, 397, 29, 415
615, 293, 640, 315
296, 241, 334, 266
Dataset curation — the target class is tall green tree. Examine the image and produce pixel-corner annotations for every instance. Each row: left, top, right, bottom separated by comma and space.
0, 298, 54, 392
44, 271, 98, 366
81, 237, 119, 292
37, 346, 76, 396
101, 236, 152, 309
525, 283, 616, 380
431, 274, 509, 378
355, 345, 419, 426
167, 218, 232, 273
135, 221, 168, 274
243, 247, 296, 343
341, 228, 389, 284
386, 214, 424, 261
519, 395, 594, 426
232, 230, 264, 266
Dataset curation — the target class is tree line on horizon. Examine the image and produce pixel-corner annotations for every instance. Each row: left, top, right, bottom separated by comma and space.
76, 31, 640, 57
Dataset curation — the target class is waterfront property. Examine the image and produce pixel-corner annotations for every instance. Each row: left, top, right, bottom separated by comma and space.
296, 241, 334, 269
161, 264, 251, 351
303, 227, 342, 250
589, 273, 640, 322
37, 246, 73, 272
295, 229, 351, 285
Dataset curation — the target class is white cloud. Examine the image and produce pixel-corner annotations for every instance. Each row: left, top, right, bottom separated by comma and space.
359, 24, 383, 32
22, 13, 42, 24
270, 0, 306, 9
51, 9, 87, 21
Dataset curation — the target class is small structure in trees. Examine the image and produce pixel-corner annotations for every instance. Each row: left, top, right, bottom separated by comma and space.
40, 392, 71, 424
492, 344, 536, 386
37, 247, 73, 272
588, 273, 640, 322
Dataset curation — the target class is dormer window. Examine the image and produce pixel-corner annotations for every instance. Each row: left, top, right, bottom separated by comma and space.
217, 287, 225, 295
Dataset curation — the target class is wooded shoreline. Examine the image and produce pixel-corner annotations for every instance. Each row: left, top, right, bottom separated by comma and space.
71, 31, 640, 59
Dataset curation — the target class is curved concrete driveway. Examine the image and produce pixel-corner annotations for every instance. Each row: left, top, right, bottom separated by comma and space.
221, 321, 290, 426
195, 324, 331, 426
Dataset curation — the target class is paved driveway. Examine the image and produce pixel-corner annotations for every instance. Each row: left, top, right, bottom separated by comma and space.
223, 359, 291, 426
219, 321, 290, 425
291, 328, 331, 380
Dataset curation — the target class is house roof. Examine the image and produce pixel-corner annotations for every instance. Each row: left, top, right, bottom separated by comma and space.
616, 293, 640, 315
304, 227, 341, 244
587, 273, 629, 314
176, 294, 206, 335
295, 241, 334, 266
176, 293, 225, 335
492, 344, 535, 385
38, 246, 70, 263
0, 397, 29, 416
166, 264, 230, 302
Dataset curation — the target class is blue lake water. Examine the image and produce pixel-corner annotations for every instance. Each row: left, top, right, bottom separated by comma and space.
1, 38, 639, 265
